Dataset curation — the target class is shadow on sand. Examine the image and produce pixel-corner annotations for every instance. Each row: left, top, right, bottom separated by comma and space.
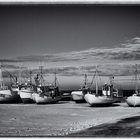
67, 115, 140, 137
86, 103, 121, 108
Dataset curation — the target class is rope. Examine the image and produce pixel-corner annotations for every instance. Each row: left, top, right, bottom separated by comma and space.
89, 72, 96, 88
2, 67, 17, 84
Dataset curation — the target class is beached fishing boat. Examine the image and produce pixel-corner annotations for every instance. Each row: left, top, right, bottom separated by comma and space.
33, 85, 61, 104
84, 67, 117, 106
126, 64, 140, 107
33, 67, 62, 104
0, 89, 21, 103
19, 70, 35, 103
11, 84, 19, 94
71, 74, 90, 103
126, 94, 140, 107
0, 64, 21, 103
84, 94, 117, 106
19, 84, 35, 103
9, 76, 20, 94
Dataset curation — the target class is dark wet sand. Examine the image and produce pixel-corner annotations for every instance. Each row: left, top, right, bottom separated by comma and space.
68, 115, 140, 137
0, 101, 140, 137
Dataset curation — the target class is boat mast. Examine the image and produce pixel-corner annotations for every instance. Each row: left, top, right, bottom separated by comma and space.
39, 66, 43, 86
18, 64, 22, 85
84, 74, 87, 87
109, 75, 114, 85
95, 66, 98, 96
0, 63, 3, 89
109, 75, 114, 96
54, 71, 57, 87
135, 64, 138, 93
0, 62, 5, 89
29, 70, 32, 84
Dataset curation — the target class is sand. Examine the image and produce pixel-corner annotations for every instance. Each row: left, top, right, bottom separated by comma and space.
0, 101, 140, 137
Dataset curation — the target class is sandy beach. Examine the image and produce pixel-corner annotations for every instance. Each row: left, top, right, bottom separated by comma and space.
0, 101, 140, 137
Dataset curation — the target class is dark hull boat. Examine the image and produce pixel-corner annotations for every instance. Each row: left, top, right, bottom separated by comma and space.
0, 89, 21, 103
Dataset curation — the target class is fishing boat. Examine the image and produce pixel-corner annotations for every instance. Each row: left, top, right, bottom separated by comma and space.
33, 85, 61, 104
19, 70, 35, 103
19, 84, 35, 103
0, 89, 21, 103
126, 94, 140, 107
84, 67, 118, 106
9, 76, 20, 94
33, 67, 62, 104
126, 64, 140, 107
0, 64, 21, 103
71, 74, 90, 103
102, 76, 122, 102
11, 84, 19, 94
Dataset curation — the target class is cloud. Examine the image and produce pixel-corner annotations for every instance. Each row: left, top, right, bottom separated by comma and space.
1, 37, 140, 77
109, 38, 140, 60
128, 37, 140, 44
2, 36, 140, 64
51, 37, 140, 62
0, 64, 24, 69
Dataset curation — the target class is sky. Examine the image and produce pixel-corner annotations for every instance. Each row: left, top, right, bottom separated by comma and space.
0, 4, 140, 89
0, 4, 140, 58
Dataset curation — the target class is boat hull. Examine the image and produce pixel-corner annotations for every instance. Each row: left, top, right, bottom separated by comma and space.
84, 93, 117, 106
33, 93, 61, 104
19, 90, 35, 104
71, 91, 86, 103
0, 90, 21, 103
11, 87, 19, 95
126, 95, 140, 107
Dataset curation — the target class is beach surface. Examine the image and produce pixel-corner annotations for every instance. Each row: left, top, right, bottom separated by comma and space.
0, 101, 140, 137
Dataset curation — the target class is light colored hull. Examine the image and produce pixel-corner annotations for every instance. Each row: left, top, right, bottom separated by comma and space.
0, 89, 11, 95
126, 96, 140, 107
33, 93, 61, 104
71, 91, 87, 103
11, 87, 19, 94
19, 89, 34, 104
84, 93, 117, 106
0, 90, 21, 103
71, 91, 84, 100
32, 93, 36, 102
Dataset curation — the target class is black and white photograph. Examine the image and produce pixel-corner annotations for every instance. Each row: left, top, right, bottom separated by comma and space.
0, 0, 140, 137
